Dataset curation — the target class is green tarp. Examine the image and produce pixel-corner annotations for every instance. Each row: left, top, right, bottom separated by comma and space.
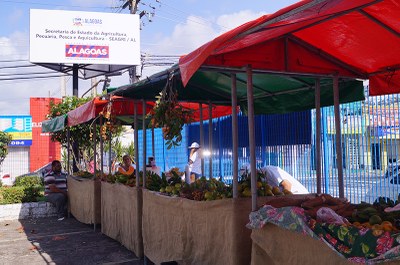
113, 65, 364, 115
41, 114, 67, 133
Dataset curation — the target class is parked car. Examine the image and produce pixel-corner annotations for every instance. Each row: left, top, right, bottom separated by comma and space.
18, 162, 53, 180
1, 173, 14, 186
365, 159, 400, 203
364, 176, 400, 203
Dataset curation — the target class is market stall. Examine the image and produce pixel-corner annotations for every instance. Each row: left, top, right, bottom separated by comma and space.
142, 189, 315, 265
101, 182, 143, 257
174, 0, 400, 263
67, 175, 101, 225
248, 204, 400, 264
142, 190, 256, 265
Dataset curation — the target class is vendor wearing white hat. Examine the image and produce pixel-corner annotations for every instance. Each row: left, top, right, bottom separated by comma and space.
188, 142, 202, 180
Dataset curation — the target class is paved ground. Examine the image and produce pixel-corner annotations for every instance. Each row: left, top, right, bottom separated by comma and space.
0, 216, 155, 265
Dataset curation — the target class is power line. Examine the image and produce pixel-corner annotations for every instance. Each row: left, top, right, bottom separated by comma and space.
0, 71, 58, 77
0, 59, 29, 63
146, 0, 229, 31
0, 64, 38, 70
0, 0, 117, 10
0, 74, 67, 81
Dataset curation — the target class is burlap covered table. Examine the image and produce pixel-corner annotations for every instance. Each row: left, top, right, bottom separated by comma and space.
101, 182, 143, 258
142, 189, 271, 265
67, 175, 101, 224
251, 223, 353, 265
250, 212, 400, 265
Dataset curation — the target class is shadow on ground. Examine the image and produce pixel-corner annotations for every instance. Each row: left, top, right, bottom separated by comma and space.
0, 216, 149, 265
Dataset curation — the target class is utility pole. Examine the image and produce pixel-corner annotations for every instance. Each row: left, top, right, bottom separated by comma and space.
60, 76, 66, 98
126, 0, 140, 84
91, 77, 97, 97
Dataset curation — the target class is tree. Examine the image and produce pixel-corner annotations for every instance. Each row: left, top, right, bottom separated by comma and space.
0, 131, 12, 166
47, 96, 95, 172
47, 96, 124, 172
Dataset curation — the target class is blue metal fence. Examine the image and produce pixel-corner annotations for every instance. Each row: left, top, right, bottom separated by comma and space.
137, 89, 400, 204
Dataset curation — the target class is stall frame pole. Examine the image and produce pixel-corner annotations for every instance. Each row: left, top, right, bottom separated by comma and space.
67, 127, 71, 176
152, 126, 155, 158
315, 79, 322, 194
142, 99, 147, 188
199, 103, 204, 176
333, 75, 344, 198
231, 73, 239, 198
108, 130, 112, 174
92, 121, 97, 231
246, 65, 257, 211
100, 116, 104, 176
208, 101, 213, 179
134, 102, 140, 186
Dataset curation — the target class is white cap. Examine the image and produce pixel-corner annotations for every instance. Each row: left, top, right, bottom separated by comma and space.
188, 142, 200, 149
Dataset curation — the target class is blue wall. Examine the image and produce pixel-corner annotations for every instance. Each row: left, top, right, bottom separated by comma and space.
137, 111, 312, 176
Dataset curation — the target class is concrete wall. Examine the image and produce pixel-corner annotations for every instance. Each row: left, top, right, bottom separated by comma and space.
0, 202, 58, 221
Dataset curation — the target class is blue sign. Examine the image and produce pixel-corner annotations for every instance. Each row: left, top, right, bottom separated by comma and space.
0, 115, 32, 146
9, 140, 33, 146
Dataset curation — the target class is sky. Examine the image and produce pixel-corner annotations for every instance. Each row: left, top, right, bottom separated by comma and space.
0, 0, 299, 115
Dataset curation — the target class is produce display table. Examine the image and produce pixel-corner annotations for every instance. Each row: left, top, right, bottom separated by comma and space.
248, 205, 400, 265
101, 182, 143, 258
67, 175, 101, 224
251, 223, 353, 265
142, 190, 312, 265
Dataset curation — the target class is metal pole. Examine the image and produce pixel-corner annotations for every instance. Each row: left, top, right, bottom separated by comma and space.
72, 64, 78, 96
128, 1, 139, 84
93, 122, 97, 174
218, 118, 223, 178
315, 79, 322, 194
142, 99, 147, 189
246, 65, 257, 211
134, 102, 140, 186
92, 121, 97, 231
72, 65, 79, 173
100, 116, 104, 176
333, 75, 344, 198
108, 131, 112, 174
231, 74, 239, 198
322, 108, 330, 193
152, 126, 155, 158
199, 103, 204, 176
208, 102, 213, 178
67, 127, 70, 176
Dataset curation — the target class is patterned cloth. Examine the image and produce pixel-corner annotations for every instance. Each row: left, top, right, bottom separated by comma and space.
247, 205, 400, 264
44, 171, 68, 195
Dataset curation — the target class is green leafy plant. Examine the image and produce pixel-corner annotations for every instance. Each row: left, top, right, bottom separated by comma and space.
0, 187, 25, 204
14, 175, 43, 187
0, 131, 12, 166
47, 96, 124, 172
0, 168, 45, 205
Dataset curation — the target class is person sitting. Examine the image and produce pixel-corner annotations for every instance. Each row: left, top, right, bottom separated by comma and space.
116, 155, 135, 176
44, 160, 68, 221
261, 165, 309, 194
146, 156, 161, 176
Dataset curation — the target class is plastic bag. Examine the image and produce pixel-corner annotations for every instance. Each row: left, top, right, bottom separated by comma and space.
316, 207, 349, 225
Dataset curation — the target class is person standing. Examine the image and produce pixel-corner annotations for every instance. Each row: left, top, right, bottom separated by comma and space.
188, 142, 202, 181
44, 160, 68, 221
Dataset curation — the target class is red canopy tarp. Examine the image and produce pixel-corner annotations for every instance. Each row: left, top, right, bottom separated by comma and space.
67, 97, 233, 127
179, 0, 400, 96
67, 97, 152, 127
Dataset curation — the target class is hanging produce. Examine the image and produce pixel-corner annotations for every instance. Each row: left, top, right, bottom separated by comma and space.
148, 73, 193, 149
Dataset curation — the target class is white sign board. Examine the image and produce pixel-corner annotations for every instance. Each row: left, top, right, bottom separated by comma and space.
30, 9, 140, 65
